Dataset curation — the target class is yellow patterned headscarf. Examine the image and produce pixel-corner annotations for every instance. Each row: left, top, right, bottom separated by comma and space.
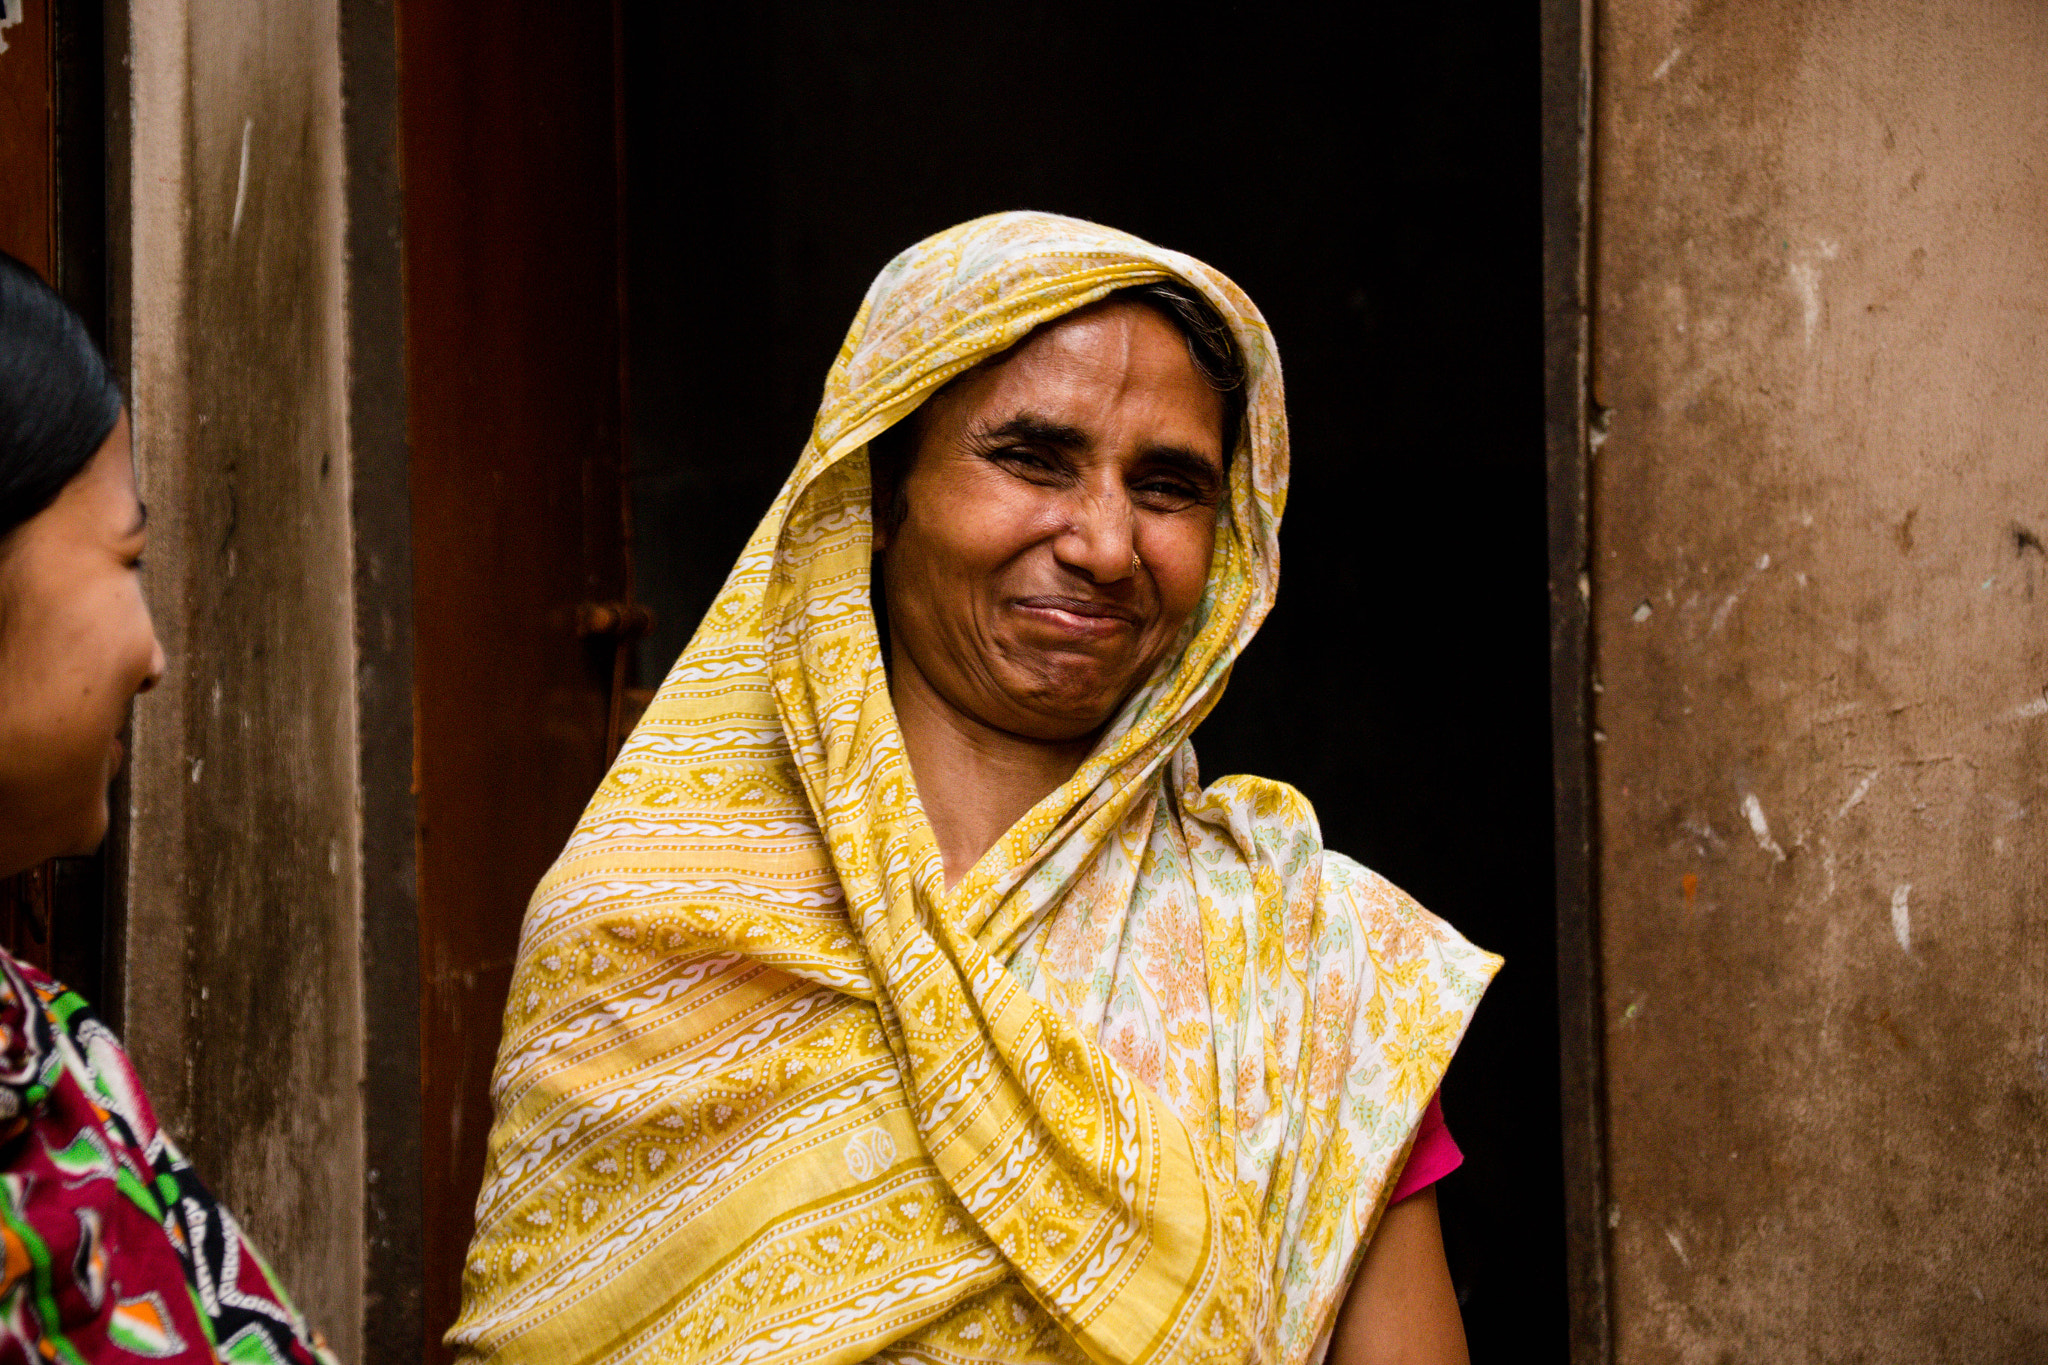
450, 212, 1500, 1365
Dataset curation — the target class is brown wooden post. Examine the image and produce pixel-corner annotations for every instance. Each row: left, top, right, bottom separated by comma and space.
1545, 0, 1611, 1361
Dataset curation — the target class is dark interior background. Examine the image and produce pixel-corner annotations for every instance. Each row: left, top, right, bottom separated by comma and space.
621, 4, 1560, 1355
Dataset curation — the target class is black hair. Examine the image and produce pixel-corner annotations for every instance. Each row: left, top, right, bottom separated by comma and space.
0, 250, 122, 545
868, 278, 1247, 538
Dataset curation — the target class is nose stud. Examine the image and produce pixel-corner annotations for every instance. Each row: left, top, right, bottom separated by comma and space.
1131, 552, 1142, 575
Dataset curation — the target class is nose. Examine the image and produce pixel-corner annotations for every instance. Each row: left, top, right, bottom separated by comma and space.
1051, 481, 1138, 585
138, 633, 167, 695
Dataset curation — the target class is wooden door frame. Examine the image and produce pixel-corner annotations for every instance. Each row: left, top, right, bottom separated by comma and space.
338, 0, 424, 1359
1543, 0, 1610, 1361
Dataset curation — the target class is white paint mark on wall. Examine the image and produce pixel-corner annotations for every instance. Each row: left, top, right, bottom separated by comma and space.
1788, 245, 1841, 347
1891, 884, 1913, 952
1755, 552, 1771, 571
1632, 600, 1654, 623
1710, 591, 1742, 632
1683, 815, 1724, 853
0, 1, 20, 56
1665, 1229, 1691, 1266
188, 757, 205, 785
1652, 45, 1683, 81
231, 117, 254, 239
1835, 771, 1878, 820
1743, 793, 1786, 861
2005, 695, 2048, 721
1789, 262, 1823, 344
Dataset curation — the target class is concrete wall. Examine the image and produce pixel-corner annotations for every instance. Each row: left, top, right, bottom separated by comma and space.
123, 2, 374, 1358
1591, 1, 2048, 1358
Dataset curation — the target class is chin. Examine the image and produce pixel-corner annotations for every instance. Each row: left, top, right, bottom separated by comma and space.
1012, 695, 1122, 743
60, 802, 112, 859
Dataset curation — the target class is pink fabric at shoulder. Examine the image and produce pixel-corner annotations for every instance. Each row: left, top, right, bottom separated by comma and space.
1390, 1090, 1463, 1203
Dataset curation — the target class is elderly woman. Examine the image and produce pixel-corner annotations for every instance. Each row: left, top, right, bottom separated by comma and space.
0, 252, 334, 1363
453, 214, 1499, 1364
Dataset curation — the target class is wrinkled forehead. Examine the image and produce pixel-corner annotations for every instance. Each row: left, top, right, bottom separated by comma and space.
894, 297, 1236, 466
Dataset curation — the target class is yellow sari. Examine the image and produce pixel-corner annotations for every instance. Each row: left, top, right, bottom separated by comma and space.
449, 212, 1501, 1365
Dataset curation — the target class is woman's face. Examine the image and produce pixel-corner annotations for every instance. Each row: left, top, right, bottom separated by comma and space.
877, 300, 1227, 743
0, 414, 165, 877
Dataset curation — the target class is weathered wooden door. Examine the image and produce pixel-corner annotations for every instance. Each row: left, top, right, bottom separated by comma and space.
397, 2, 635, 1356
0, 0, 56, 279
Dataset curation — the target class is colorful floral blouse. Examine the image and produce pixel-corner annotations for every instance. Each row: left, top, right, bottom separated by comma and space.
0, 951, 333, 1365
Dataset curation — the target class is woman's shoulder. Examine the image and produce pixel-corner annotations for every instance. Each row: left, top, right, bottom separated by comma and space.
0, 952, 53, 1138
0, 950, 159, 1146
1194, 771, 1316, 822
1184, 771, 1323, 866
1182, 768, 1504, 984
1318, 850, 1420, 921
1318, 851, 1505, 993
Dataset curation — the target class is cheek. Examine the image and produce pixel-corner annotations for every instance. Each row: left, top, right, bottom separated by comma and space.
902, 476, 1054, 588
0, 588, 110, 814
1145, 517, 1220, 621
47, 576, 155, 734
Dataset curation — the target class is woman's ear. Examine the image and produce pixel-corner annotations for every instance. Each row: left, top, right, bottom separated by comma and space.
865, 412, 923, 555
865, 443, 891, 553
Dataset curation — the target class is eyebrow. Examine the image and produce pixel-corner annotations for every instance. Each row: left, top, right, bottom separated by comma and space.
976, 412, 1089, 451
1136, 444, 1225, 490
977, 412, 1224, 486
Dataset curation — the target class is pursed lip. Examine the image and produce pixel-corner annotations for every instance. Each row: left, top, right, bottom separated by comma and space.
1011, 594, 1140, 636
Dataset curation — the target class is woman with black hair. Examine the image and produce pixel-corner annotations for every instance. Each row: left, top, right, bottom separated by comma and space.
0, 251, 334, 1364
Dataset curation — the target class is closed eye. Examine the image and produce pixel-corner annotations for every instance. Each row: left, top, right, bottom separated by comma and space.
1130, 451, 1222, 510
987, 444, 1072, 483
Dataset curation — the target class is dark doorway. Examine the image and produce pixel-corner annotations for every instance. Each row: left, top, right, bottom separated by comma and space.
622, 3, 1560, 1356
